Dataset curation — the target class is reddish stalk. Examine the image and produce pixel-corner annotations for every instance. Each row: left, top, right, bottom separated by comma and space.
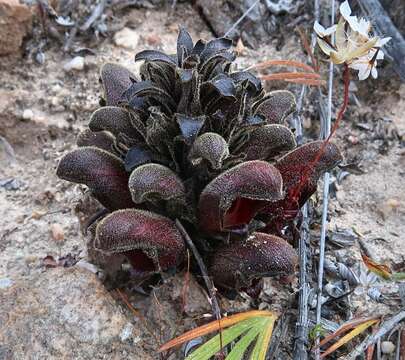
290, 63, 350, 203
297, 27, 319, 72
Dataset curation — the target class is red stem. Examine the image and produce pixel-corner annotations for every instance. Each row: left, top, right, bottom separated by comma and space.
291, 63, 350, 203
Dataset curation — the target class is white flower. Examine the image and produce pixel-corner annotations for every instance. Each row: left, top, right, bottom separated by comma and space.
339, 0, 371, 38
376, 37, 392, 47
313, 0, 392, 79
349, 48, 384, 80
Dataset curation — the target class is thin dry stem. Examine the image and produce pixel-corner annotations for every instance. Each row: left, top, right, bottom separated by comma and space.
285, 78, 326, 86
181, 250, 191, 314
297, 27, 319, 72
260, 72, 321, 80
175, 219, 224, 356
248, 59, 315, 72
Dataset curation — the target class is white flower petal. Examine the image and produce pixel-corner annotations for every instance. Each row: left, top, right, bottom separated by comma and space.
314, 21, 326, 36
317, 38, 334, 56
358, 66, 371, 80
347, 16, 362, 34
349, 61, 367, 71
377, 37, 391, 47
376, 50, 384, 60
323, 24, 337, 36
357, 18, 371, 36
339, 0, 352, 19
314, 22, 337, 37
349, 60, 371, 80
371, 66, 378, 79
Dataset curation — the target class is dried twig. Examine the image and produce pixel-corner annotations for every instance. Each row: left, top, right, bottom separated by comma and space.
293, 205, 311, 360
247, 59, 315, 72
269, 313, 291, 360
181, 250, 191, 314
224, 0, 261, 38
292, 1, 320, 359
314, 1, 335, 359
175, 219, 223, 352
260, 72, 321, 80
345, 311, 405, 359
80, 0, 107, 32
285, 78, 326, 86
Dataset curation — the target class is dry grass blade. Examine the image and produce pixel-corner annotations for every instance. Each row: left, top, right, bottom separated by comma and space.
319, 319, 379, 359
158, 310, 276, 353
365, 324, 378, 360
284, 78, 326, 86
317, 317, 379, 348
260, 72, 321, 81
248, 59, 315, 73
361, 254, 392, 280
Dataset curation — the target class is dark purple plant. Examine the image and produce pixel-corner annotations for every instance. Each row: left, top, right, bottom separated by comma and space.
57, 28, 342, 291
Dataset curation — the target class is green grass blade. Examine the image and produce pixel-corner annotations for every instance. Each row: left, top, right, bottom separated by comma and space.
249, 317, 275, 360
225, 324, 262, 360
186, 317, 263, 360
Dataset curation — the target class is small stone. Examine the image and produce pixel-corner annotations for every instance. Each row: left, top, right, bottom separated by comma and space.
51, 97, 59, 106
0, 278, 13, 289
76, 260, 98, 274
50, 223, 64, 242
114, 28, 140, 50
348, 135, 359, 144
120, 323, 134, 342
22, 109, 34, 120
63, 56, 85, 72
51, 84, 62, 93
31, 210, 46, 220
24, 255, 38, 264
145, 34, 162, 46
381, 341, 395, 354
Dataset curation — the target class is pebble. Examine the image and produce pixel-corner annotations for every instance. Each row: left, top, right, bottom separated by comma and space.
114, 28, 140, 50
0, 278, 13, 289
50, 223, 65, 242
51, 97, 59, 106
145, 34, 162, 46
119, 323, 134, 342
22, 109, 34, 120
381, 341, 395, 354
76, 260, 98, 274
63, 56, 85, 72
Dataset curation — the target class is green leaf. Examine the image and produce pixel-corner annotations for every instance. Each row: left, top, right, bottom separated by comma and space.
159, 310, 278, 360
225, 325, 261, 360
392, 272, 405, 281
309, 324, 326, 341
186, 318, 263, 360
249, 317, 276, 360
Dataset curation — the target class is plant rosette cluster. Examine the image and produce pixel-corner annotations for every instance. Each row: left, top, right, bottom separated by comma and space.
57, 28, 342, 292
